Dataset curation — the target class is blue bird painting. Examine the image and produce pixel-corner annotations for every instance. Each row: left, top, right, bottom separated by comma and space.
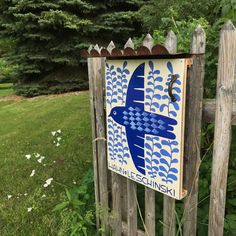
108, 63, 177, 175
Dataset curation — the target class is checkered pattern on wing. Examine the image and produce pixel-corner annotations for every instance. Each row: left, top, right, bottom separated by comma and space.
122, 106, 166, 134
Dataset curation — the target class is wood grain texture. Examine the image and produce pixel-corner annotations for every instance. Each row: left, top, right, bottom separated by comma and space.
145, 188, 155, 236
203, 99, 236, 125
92, 56, 109, 234
127, 180, 137, 236
163, 31, 177, 236
122, 222, 145, 236
87, 57, 100, 229
208, 21, 236, 236
121, 175, 128, 222
183, 25, 206, 236
111, 172, 122, 236
108, 42, 123, 236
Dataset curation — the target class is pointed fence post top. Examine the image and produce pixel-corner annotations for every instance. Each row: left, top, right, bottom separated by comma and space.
191, 25, 206, 54
94, 44, 101, 53
88, 45, 93, 53
222, 20, 236, 31
166, 30, 176, 40
107, 41, 116, 53
164, 30, 177, 54
142, 33, 154, 50
124, 38, 134, 49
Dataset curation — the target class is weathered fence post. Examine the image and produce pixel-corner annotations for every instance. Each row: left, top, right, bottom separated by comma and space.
163, 30, 177, 236
183, 25, 206, 236
127, 180, 137, 235
143, 34, 156, 236
87, 47, 100, 229
87, 46, 109, 234
106, 41, 123, 236
208, 21, 236, 236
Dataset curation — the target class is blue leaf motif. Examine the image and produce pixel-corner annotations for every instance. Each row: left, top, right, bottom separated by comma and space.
169, 168, 178, 173
161, 140, 170, 146
149, 61, 154, 71
171, 141, 178, 146
167, 174, 177, 181
160, 104, 167, 112
145, 136, 161, 178
153, 152, 161, 158
154, 70, 160, 74
153, 159, 159, 165
146, 136, 153, 141
146, 166, 152, 171
158, 139, 179, 184
146, 88, 153, 93
169, 111, 177, 117
152, 166, 159, 171
167, 62, 173, 74
172, 158, 178, 163
170, 102, 179, 111
146, 61, 163, 112
160, 158, 170, 167
160, 149, 171, 157
116, 61, 130, 105
155, 76, 163, 82
173, 87, 181, 93
154, 85, 163, 91
158, 172, 166, 177
172, 148, 179, 153
159, 166, 167, 173
145, 143, 152, 150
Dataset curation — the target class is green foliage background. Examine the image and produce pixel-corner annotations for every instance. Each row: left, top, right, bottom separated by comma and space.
0, 0, 145, 96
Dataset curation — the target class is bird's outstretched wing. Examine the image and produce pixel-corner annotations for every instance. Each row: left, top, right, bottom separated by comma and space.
125, 128, 145, 175
125, 63, 146, 174
126, 63, 145, 109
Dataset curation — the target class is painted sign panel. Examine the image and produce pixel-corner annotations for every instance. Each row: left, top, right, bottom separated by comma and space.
105, 59, 188, 200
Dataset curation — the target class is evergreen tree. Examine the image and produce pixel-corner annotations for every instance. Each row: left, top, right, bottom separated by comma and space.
0, 0, 145, 96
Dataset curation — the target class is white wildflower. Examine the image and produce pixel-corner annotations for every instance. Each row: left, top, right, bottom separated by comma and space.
30, 170, 35, 177
73, 180, 77, 185
43, 164, 47, 166
51, 131, 56, 136
57, 129, 61, 134
53, 161, 56, 163
43, 178, 53, 188
37, 156, 45, 163
27, 207, 32, 212
42, 194, 46, 198
57, 137, 61, 141
35, 153, 40, 158
56, 143, 60, 147
24, 193, 28, 196
25, 154, 31, 160
7, 195, 12, 199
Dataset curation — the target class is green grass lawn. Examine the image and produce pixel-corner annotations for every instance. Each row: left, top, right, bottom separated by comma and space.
0, 83, 14, 97
0, 91, 94, 235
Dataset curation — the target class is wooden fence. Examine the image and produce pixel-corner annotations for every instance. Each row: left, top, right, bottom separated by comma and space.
86, 21, 236, 236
